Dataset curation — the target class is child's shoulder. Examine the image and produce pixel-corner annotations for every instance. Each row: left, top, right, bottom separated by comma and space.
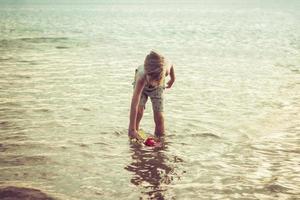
134, 65, 146, 84
136, 65, 145, 77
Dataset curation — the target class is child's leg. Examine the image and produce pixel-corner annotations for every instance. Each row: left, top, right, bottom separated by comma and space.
153, 111, 165, 136
149, 86, 165, 136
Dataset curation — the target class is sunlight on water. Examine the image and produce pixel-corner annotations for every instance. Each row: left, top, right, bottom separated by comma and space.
0, 0, 299, 199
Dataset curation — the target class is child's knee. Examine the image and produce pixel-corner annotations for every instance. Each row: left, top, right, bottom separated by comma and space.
154, 112, 164, 124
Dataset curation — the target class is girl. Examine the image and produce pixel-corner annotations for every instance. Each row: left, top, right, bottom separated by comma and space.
128, 51, 175, 139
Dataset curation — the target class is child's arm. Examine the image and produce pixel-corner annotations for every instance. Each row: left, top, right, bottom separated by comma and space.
128, 77, 145, 137
166, 65, 175, 88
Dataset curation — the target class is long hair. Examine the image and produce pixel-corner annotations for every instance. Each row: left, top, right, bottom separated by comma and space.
144, 51, 165, 85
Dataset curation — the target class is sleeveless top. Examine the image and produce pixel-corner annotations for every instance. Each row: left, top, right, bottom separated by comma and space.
133, 64, 171, 89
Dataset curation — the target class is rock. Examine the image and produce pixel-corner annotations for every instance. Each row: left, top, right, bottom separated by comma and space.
0, 186, 55, 200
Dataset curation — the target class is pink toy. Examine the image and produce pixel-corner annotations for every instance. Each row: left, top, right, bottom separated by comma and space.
144, 137, 156, 146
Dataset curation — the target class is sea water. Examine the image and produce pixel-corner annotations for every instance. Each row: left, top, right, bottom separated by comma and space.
0, 0, 299, 199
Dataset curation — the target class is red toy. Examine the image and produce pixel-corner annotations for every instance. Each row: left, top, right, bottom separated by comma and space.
144, 137, 156, 146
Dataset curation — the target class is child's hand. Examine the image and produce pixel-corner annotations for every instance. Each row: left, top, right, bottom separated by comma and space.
166, 79, 174, 89
128, 129, 138, 139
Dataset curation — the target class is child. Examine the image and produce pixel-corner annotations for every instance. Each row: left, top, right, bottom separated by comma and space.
128, 51, 175, 139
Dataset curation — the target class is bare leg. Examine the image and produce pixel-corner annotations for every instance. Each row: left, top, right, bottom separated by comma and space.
136, 106, 144, 130
153, 111, 165, 136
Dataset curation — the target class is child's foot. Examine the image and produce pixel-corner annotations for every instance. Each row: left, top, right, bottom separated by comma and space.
154, 132, 165, 138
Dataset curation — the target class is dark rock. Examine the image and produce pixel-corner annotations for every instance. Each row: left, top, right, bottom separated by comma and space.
0, 186, 55, 200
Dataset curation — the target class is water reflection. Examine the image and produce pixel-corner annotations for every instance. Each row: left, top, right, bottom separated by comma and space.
125, 138, 177, 200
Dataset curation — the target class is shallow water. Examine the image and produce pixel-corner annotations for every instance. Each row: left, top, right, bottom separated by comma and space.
0, 0, 300, 199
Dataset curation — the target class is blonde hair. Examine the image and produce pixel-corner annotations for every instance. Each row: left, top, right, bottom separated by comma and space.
144, 51, 165, 85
